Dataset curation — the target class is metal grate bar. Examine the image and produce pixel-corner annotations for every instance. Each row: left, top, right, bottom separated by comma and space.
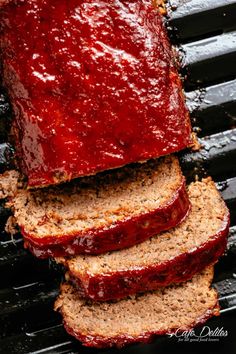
180, 129, 236, 182
169, 0, 236, 41
182, 31, 236, 90
186, 79, 236, 136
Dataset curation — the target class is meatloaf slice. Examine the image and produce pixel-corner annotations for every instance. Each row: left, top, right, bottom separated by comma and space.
0, 0, 192, 187
55, 267, 219, 348
9, 156, 190, 258
63, 178, 229, 301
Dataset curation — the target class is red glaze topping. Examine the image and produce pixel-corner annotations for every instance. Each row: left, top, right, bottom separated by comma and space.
0, 0, 192, 187
22, 179, 190, 258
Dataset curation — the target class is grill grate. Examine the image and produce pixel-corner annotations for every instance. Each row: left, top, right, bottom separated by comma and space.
0, 1, 236, 353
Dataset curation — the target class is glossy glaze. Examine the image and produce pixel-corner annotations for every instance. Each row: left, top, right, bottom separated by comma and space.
69, 212, 230, 301
0, 0, 192, 187
23, 179, 190, 257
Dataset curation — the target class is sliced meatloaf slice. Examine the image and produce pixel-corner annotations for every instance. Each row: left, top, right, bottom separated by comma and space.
9, 156, 190, 258
0, 0, 192, 188
55, 267, 219, 348
62, 178, 229, 301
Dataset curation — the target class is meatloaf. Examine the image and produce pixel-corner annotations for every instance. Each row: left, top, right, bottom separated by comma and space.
61, 178, 229, 301
55, 267, 219, 348
8, 156, 190, 257
0, 0, 192, 187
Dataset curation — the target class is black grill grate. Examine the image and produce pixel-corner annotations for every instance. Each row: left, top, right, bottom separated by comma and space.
0, 1, 236, 353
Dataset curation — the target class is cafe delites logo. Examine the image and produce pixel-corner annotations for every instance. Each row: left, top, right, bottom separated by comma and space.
167, 326, 228, 342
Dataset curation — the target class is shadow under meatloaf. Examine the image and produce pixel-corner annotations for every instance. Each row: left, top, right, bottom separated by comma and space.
61, 178, 229, 301
0, 0, 192, 188
55, 267, 219, 349
9, 156, 190, 257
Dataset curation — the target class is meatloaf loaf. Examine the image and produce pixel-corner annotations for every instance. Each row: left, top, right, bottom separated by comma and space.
61, 178, 229, 301
0, 0, 192, 187
8, 156, 190, 257
55, 267, 219, 348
